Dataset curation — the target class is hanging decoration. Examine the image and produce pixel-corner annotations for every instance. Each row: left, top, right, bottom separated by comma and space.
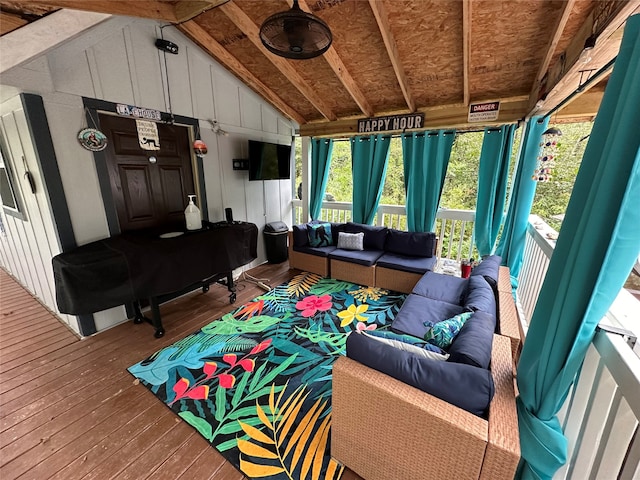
77, 128, 108, 152
532, 127, 562, 182
136, 120, 161, 150
193, 139, 208, 156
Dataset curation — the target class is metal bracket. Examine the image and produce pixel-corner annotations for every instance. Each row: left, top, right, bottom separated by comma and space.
597, 324, 637, 349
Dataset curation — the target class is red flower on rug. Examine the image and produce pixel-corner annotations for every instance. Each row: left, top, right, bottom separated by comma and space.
295, 294, 332, 317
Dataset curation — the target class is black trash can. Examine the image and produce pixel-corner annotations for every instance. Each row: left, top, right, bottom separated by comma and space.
264, 221, 289, 264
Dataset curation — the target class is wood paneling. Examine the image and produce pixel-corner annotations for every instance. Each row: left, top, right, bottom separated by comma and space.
0, 264, 363, 480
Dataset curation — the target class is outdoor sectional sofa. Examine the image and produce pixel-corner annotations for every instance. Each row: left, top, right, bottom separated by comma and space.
288, 221, 437, 292
331, 255, 521, 480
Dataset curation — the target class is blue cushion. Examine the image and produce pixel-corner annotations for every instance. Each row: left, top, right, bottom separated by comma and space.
391, 294, 464, 339
307, 222, 333, 247
293, 245, 337, 257
346, 332, 495, 416
329, 248, 384, 266
412, 271, 468, 305
292, 224, 308, 247
364, 329, 446, 355
385, 230, 435, 258
376, 253, 437, 274
470, 255, 502, 291
464, 275, 496, 317
330, 222, 346, 245
424, 311, 473, 349
448, 311, 496, 369
345, 222, 388, 250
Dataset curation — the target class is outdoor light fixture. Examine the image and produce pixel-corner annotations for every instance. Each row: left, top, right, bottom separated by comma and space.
533, 127, 562, 182
208, 119, 228, 137
259, 0, 332, 60
579, 34, 597, 65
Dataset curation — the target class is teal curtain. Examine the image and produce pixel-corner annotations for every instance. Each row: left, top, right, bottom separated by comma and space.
496, 117, 549, 285
309, 138, 334, 220
474, 124, 517, 256
402, 130, 456, 232
351, 134, 391, 224
516, 15, 640, 480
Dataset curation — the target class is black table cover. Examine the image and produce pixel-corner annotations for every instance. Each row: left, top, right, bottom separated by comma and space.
53, 222, 258, 315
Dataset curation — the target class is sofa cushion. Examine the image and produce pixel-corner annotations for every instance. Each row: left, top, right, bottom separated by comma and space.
346, 332, 495, 416
470, 254, 502, 293
337, 231, 364, 251
329, 248, 384, 266
359, 331, 449, 361
345, 222, 388, 250
307, 222, 333, 247
391, 294, 465, 339
363, 329, 446, 354
385, 230, 436, 258
292, 224, 309, 247
376, 253, 437, 274
293, 245, 337, 257
448, 311, 496, 369
424, 311, 473, 349
464, 275, 496, 318
330, 222, 346, 245
412, 271, 468, 305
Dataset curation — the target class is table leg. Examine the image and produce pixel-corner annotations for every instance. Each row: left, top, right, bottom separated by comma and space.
149, 298, 165, 338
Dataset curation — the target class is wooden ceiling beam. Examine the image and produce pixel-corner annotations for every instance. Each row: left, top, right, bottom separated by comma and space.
368, 0, 416, 112
555, 89, 604, 120
179, 20, 306, 125
462, 0, 471, 106
526, 0, 577, 111
0, 12, 28, 35
293, 0, 373, 118
173, 1, 229, 23
299, 97, 529, 137
219, 1, 337, 121
15, 1, 181, 21
530, 1, 640, 117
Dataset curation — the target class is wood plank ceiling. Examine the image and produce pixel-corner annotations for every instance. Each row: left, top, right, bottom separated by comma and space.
1, 0, 639, 136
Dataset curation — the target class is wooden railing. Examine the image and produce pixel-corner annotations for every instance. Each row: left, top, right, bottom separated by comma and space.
291, 200, 478, 261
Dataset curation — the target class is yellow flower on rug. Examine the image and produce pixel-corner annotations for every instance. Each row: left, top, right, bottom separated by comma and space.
337, 303, 369, 327
348, 286, 388, 302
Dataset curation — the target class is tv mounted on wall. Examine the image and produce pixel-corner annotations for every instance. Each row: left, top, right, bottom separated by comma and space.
248, 140, 292, 181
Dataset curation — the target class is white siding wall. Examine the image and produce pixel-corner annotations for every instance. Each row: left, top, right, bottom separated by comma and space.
0, 13, 295, 334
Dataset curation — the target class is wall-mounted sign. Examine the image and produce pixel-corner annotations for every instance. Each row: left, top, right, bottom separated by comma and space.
77, 128, 108, 151
357, 113, 424, 133
116, 104, 162, 121
136, 120, 160, 150
468, 101, 500, 123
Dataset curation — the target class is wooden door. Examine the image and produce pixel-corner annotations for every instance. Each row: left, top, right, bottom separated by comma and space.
99, 114, 195, 232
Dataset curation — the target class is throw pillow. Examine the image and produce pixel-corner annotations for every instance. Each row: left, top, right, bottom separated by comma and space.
337, 231, 364, 251
363, 330, 447, 354
307, 222, 333, 247
360, 331, 449, 361
424, 311, 473, 349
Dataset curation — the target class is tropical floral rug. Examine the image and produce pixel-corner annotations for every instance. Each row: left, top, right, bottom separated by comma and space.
127, 273, 406, 480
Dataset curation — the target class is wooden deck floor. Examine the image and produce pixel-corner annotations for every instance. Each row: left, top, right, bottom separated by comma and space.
0, 264, 361, 480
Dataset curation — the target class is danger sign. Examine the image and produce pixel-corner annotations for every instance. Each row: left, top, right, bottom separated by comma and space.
468, 101, 500, 122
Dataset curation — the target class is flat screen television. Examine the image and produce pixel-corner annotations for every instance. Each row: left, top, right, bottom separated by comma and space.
248, 140, 292, 181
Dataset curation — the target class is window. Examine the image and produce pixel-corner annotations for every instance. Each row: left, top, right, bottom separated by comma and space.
0, 139, 25, 219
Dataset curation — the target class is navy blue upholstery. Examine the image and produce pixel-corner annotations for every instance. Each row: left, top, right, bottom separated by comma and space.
292, 224, 309, 247
412, 271, 468, 304
344, 222, 388, 250
329, 248, 384, 266
471, 255, 502, 297
385, 230, 436, 258
464, 275, 496, 318
447, 311, 496, 369
346, 332, 495, 416
293, 245, 337, 257
391, 294, 464, 339
376, 253, 437, 274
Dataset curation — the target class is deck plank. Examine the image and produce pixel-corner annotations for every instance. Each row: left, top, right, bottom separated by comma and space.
0, 264, 363, 480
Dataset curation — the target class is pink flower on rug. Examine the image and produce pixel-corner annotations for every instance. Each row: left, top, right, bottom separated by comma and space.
238, 358, 255, 372
185, 385, 210, 400
218, 374, 236, 389
295, 294, 332, 317
203, 362, 217, 378
223, 353, 237, 367
250, 338, 272, 355
356, 322, 377, 332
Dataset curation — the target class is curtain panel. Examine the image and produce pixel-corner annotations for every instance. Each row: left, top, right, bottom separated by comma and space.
474, 124, 517, 256
401, 130, 456, 232
496, 116, 549, 286
309, 138, 334, 220
516, 14, 640, 480
351, 135, 391, 225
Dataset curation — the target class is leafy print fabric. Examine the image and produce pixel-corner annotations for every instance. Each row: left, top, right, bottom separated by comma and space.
128, 273, 406, 480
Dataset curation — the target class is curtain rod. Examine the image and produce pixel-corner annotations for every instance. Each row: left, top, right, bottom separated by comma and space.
544, 56, 616, 120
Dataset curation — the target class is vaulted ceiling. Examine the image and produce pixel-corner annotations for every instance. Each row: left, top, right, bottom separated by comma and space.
2, 0, 639, 136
